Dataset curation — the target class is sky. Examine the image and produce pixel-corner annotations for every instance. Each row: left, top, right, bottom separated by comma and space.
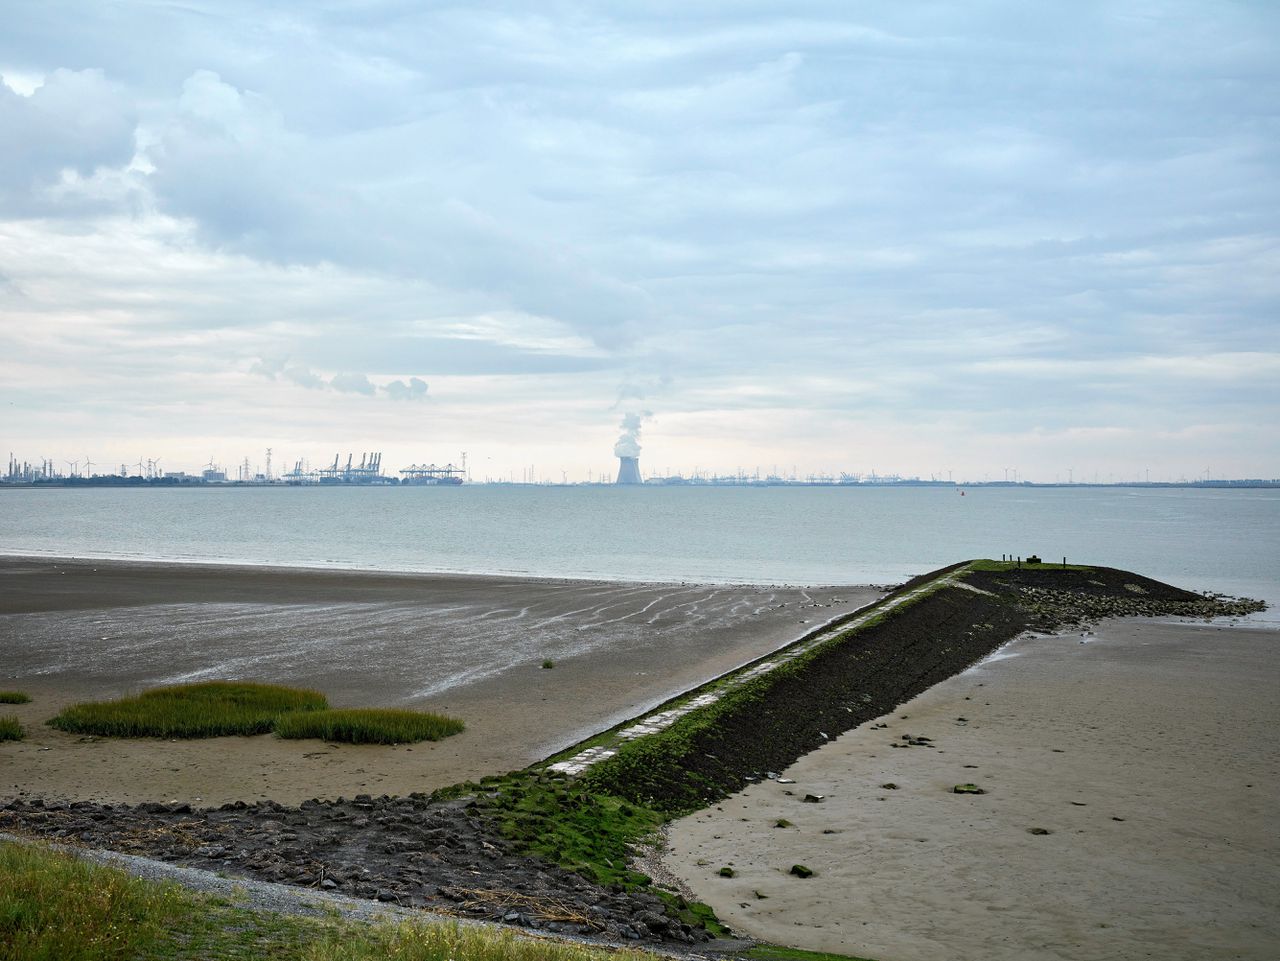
2, 1, 1277, 483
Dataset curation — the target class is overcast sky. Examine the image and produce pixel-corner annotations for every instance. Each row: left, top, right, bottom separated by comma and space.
2, 1, 1277, 482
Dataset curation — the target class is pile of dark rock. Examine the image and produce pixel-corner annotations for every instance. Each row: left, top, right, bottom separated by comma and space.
0, 794, 708, 945
1014, 584, 1264, 628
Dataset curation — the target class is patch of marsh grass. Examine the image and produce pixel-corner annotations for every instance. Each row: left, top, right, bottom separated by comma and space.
48, 681, 327, 738
274, 707, 464, 744
0, 716, 23, 742
0, 691, 31, 705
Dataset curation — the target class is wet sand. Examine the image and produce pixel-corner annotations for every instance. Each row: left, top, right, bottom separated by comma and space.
664, 620, 1280, 961
0, 556, 878, 805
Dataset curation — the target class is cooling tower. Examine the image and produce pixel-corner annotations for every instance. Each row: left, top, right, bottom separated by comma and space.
616, 456, 642, 485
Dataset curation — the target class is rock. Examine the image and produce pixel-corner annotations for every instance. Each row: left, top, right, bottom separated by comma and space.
952, 783, 986, 795
880, 783, 899, 790
802, 794, 825, 803
718, 867, 735, 878
1027, 827, 1051, 835
789, 864, 814, 878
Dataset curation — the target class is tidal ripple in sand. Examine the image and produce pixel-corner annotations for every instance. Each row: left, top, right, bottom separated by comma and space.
2, 583, 844, 704
0, 558, 880, 805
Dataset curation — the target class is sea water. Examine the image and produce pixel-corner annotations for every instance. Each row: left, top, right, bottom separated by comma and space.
2, 485, 1277, 615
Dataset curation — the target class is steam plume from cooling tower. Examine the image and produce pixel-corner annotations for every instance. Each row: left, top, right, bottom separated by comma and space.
613, 411, 648, 458
614, 411, 649, 485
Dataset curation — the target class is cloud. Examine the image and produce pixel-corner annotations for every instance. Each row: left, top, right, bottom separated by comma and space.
384, 377, 428, 401
328, 372, 376, 395
248, 356, 286, 378
253, 357, 418, 400
615, 372, 674, 407
282, 365, 326, 391
0, 68, 137, 212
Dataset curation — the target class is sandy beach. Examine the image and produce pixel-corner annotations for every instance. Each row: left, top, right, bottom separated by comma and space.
0, 556, 878, 805
663, 618, 1280, 961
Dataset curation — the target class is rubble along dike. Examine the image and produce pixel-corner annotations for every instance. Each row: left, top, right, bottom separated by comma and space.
0, 561, 1264, 947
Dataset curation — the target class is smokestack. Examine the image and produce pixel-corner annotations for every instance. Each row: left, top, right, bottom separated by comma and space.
616, 456, 642, 485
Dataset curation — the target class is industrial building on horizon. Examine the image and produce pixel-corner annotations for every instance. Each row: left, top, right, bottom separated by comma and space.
616, 455, 642, 484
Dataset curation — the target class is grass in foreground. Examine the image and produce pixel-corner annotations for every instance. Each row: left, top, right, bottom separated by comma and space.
0, 841, 667, 961
274, 707, 464, 744
48, 681, 328, 738
1, 840, 196, 960
0, 691, 31, 704
0, 715, 23, 742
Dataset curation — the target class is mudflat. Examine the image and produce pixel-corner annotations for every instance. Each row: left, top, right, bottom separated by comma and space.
0, 555, 878, 805
664, 619, 1280, 961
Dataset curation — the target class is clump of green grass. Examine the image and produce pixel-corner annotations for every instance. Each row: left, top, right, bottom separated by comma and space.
0, 691, 31, 705
541, 659, 555, 670
48, 681, 328, 738
0, 716, 23, 742
274, 707, 464, 744
433, 771, 662, 889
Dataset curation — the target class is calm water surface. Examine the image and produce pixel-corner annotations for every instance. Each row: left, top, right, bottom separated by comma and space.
0, 483, 1269, 603
3, 485, 1277, 613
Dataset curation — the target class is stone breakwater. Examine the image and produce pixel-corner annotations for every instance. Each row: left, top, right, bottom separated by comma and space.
0, 793, 708, 945
1015, 586, 1264, 626
580, 563, 1266, 816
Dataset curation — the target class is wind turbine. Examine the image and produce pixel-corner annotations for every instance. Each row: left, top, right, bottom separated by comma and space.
65, 459, 79, 478
83, 457, 94, 478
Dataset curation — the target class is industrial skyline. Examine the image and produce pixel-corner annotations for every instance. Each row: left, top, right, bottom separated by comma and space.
6, 447, 1273, 489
